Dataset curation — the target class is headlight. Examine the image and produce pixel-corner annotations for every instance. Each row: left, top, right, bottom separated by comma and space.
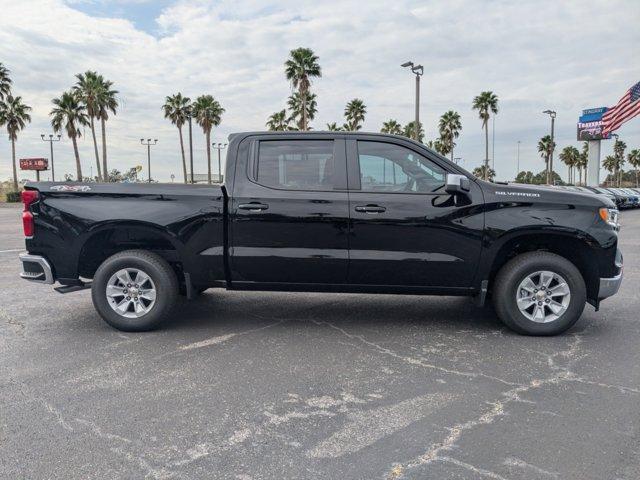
599, 207, 620, 229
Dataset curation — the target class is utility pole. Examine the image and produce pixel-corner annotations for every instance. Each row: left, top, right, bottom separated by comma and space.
40, 134, 61, 181
401, 61, 424, 141
543, 110, 556, 184
140, 138, 158, 183
212, 143, 228, 183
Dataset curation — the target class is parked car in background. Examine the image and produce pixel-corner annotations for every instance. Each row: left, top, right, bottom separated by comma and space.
619, 188, 640, 207
584, 187, 627, 209
572, 186, 617, 204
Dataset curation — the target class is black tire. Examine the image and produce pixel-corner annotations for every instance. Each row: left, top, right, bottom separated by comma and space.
493, 251, 586, 336
91, 250, 178, 332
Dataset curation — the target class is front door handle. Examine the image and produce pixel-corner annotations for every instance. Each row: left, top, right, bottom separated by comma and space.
355, 205, 386, 214
238, 202, 269, 212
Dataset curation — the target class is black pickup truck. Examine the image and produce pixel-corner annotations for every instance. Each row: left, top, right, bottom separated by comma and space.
19, 132, 623, 335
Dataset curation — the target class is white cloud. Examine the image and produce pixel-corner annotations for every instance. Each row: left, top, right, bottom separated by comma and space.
0, 0, 638, 182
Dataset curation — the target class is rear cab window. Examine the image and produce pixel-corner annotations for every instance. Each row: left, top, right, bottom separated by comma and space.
255, 140, 336, 190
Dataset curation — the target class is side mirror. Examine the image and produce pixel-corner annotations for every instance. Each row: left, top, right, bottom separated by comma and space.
445, 174, 470, 195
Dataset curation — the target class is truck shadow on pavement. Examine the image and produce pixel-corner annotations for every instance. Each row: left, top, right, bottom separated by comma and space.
160, 290, 506, 334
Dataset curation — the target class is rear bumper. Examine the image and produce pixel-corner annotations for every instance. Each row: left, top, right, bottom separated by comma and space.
19, 253, 54, 284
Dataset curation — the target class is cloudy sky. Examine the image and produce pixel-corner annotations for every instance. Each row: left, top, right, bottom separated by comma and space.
0, 0, 639, 182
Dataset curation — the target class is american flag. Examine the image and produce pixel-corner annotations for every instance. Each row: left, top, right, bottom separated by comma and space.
602, 81, 640, 136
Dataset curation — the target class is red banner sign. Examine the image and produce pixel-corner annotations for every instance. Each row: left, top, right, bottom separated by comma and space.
20, 158, 48, 171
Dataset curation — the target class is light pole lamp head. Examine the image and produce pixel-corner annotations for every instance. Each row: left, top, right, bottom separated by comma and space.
543, 109, 556, 118
401, 61, 414, 68
154, 139, 158, 144
412, 64, 424, 76
41, 134, 45, 140
140, 138, 144, 143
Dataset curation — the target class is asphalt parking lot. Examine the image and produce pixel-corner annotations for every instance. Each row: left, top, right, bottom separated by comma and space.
1, 202, 639, 480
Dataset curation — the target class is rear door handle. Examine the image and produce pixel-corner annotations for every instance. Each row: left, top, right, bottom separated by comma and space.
355, 205, 386, 214
238, 202, 269, 212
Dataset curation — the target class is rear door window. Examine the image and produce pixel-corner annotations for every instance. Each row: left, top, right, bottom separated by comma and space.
256, 140, 335, 190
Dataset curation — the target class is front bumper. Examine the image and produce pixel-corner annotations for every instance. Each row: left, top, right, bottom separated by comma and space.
599, 272, 622, 299
19, 253, 54, 284
598, 248, 623, 300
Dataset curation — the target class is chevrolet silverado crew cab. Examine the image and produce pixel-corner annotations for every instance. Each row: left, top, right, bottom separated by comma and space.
18, 132, 623, 335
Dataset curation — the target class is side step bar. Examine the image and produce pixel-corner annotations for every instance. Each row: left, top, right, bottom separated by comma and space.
55, 283, 91, 294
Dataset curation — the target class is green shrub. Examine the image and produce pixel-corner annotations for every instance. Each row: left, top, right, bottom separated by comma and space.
5, 191, 21, 203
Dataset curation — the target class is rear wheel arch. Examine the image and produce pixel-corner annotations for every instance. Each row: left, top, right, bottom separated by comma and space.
76, 222, 184, 280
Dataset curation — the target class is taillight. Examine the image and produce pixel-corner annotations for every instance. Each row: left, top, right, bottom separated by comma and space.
21, 190, 39, 238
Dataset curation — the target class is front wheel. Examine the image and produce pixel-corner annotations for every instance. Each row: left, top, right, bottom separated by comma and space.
493, 252, 586, 336
91, 250, 178, 331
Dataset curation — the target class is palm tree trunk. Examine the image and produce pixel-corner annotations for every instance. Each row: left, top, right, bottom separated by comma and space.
101, 118, 108, 182
301, 88, 307, 131
178, 125, 187, 183
89, 116, 101, 181
206, 130, 212, 184
450, 145, 454, 163
11, 138, 18, 191
636, 169, 638, 188
484, 121, 489, 181
72, 135, 83, 180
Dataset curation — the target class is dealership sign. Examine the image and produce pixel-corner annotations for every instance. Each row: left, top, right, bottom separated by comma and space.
577, 107, 610, 141
20, 158, 49, 171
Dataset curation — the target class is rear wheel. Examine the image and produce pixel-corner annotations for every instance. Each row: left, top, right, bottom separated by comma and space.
493, 251, 586, 336
91, 250, 178, 331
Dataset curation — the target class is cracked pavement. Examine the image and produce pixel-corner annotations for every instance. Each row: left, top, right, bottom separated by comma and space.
1, 202, 639, 479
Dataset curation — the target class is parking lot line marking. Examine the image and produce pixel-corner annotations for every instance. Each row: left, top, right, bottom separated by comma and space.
0, 249, 23, 254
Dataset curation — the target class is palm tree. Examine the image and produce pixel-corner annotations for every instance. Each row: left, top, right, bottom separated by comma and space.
438, 110, 462, 162
343, 98, 366, 131
576, 144, 589, 185
266, 109, 290, 131
0, 95, 31, 190
0, 62, 11, 101
537, 135, 555, 184
381, 119, 403, 135
603, 155, 616, 186
192, 94, 225, 184
627, 149, 640, 187
163, 93, 191, 183
96, 77, 118, 182
427, 138, 447, 156
472, 91, 499, 180
326, 122, 342, 131
284, 47, 321, 131
473, 165, 496, 181
403, 121, 424, 142
613, 139, 626, 186
559, 146, 579, 185
287, 92, 317, 130
50, 91, 89, 181
73, 71, 103, 180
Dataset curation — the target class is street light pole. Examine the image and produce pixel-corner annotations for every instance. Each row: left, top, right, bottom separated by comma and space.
212, 143, 228, 183
401, 61, 424, 141
188, 114, 194, 184
543, 110, 556, 184
140, 138, 158, 183
516, 140, 521, 179
40, 134, 61, 181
